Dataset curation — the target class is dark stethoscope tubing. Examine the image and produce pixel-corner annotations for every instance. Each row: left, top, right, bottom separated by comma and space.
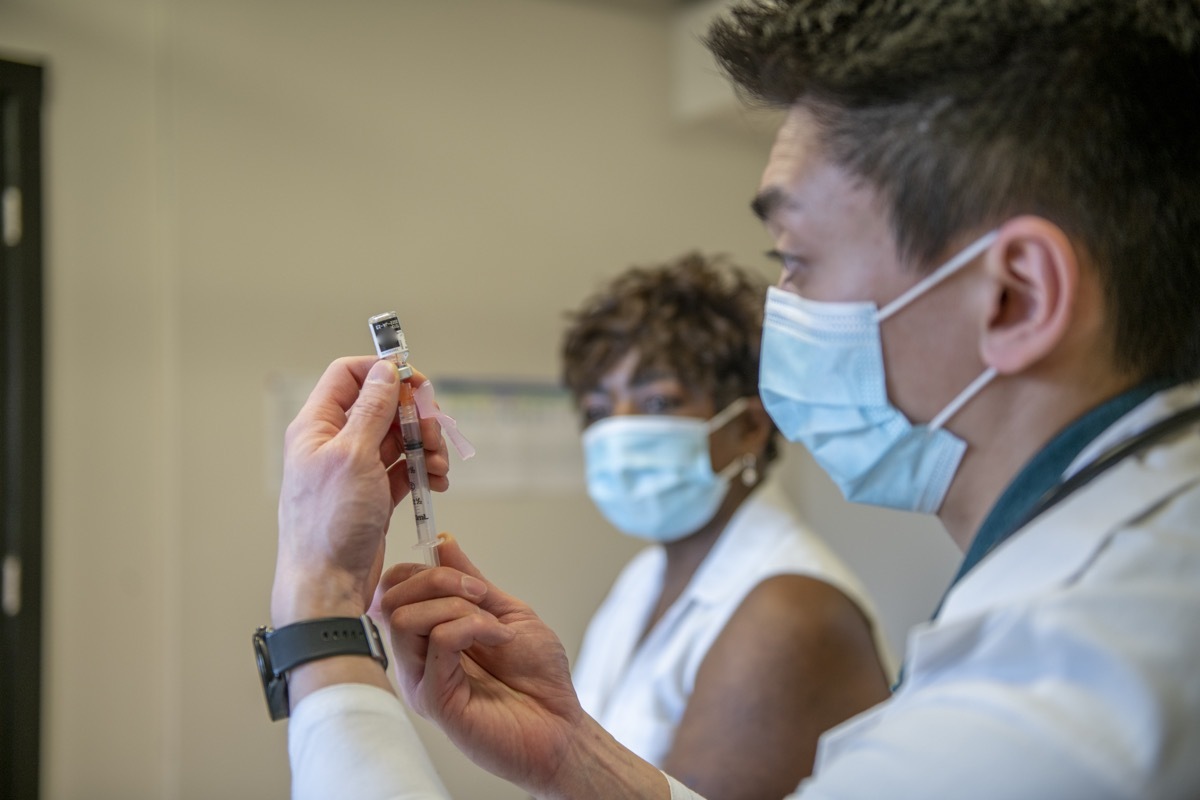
900, 400, 1200, 690
1010, 402, 1200, 537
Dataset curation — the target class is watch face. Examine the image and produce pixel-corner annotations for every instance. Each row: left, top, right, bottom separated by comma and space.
253, 628, 272, 676
253, 627, 290, 721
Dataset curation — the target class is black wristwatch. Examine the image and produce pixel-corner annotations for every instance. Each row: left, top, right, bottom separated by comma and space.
253, 614, 388, 721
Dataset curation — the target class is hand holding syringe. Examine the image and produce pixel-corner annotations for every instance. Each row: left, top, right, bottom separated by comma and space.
368, 312, 450, 567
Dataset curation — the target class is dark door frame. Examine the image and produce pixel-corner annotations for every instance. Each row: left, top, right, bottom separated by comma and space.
0, 55, 45, 800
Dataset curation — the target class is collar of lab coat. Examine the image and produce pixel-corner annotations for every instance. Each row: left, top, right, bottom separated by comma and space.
937, 380, 1200, 623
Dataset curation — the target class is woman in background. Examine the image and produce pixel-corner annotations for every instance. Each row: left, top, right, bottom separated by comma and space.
562, 254, 893, 800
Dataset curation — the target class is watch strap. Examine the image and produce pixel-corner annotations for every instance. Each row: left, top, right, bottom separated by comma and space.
265, 614, 388, 676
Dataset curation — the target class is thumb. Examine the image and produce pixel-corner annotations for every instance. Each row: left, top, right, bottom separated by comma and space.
342, 359, 400, 446
435, 534, 524, 617
433, 533, 488, 583
378, 533, 487, 591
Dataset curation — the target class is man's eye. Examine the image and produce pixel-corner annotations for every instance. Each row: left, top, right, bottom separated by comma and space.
766, 249, 806, 273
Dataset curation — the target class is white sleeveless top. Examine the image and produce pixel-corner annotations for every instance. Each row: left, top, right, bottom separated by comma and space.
572, 479, 891, 767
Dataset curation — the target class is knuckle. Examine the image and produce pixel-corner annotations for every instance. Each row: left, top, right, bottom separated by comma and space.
428, 623, 463, 651
282, 416, 308, 449
352, 389, 394, 420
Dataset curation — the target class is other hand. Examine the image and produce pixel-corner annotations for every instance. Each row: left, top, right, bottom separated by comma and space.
379, 535, 591, 795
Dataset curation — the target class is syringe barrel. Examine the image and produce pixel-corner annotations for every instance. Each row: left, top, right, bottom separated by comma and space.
398, 381, 439, 567
369, 310, 437, 566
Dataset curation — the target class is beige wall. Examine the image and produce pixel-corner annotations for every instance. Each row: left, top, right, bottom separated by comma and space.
0, 1, 959, 798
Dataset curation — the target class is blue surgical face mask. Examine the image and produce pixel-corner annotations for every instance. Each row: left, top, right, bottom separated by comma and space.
582, 398, 748, 543
759, 231, 999, 514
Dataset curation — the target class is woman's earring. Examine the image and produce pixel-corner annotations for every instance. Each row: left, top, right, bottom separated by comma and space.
740, 453, 758, 487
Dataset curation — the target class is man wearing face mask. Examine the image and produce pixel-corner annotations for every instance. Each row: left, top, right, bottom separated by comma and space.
266, 1, 1200, 798
564, 255, 891, 799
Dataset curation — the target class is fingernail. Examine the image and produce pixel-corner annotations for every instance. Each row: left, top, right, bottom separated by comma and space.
367, 360, 397, 384
461, 575, 487, 597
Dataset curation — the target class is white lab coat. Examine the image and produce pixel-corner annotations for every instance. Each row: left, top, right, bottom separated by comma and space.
788, 381, 1200, 799
664, 381, 1200, 800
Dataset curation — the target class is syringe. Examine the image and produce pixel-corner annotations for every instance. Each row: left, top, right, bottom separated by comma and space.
368, 311, 440, 567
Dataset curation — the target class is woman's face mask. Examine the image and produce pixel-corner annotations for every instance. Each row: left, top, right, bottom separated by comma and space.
758, 231, 999, 514
582, 398, 748, 542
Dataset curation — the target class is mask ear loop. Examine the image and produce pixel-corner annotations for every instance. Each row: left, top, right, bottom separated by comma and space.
876, 230, 999, 323
707, 396, 751, 433
871, 230, 1001, 433
928, 367, 997, 431
707, 396, 753, 481
714, 451, 748, 483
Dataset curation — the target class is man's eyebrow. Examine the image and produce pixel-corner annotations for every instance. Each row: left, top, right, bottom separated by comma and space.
751, 187, 786, 222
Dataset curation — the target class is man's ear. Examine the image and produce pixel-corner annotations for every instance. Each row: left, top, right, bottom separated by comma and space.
980, 216, 1079, 374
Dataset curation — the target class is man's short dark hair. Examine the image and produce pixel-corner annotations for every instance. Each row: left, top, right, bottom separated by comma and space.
707, 0, 1200, 382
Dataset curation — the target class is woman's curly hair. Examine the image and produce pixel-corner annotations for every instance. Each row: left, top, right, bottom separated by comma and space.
561, 252, 779, 463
